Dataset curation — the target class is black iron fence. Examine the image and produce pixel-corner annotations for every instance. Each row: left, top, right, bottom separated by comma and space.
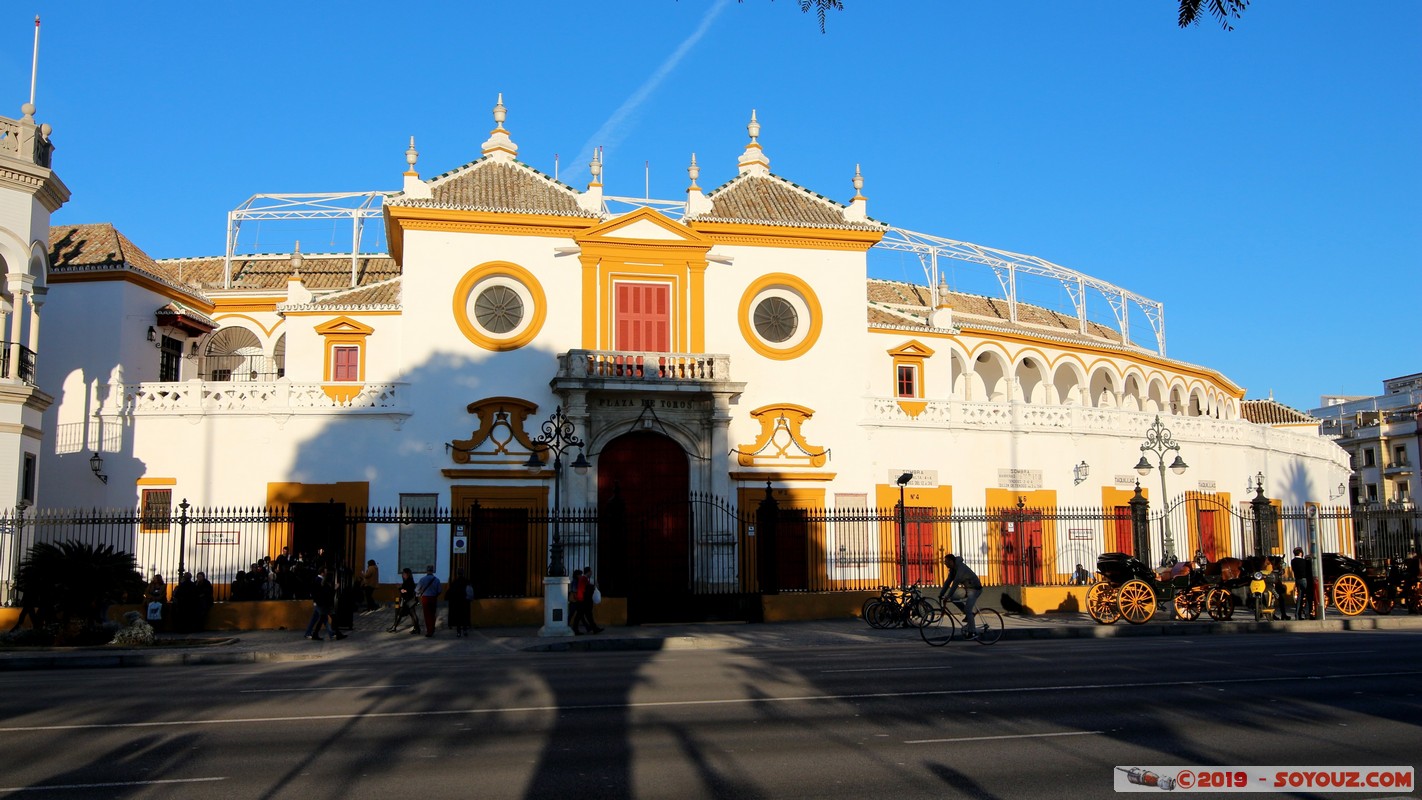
1, 497, 1417, 606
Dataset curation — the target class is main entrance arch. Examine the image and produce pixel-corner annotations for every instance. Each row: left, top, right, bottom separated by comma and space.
597, 431, 689, 622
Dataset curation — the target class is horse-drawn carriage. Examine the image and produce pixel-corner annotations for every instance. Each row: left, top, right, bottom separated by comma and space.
1319, 552, 1396, 616
1086, 552, 1234, 625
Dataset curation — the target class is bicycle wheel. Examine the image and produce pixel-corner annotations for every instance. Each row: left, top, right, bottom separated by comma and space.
907, 598, 935, 628
865, 600, 891, 629
972, 608, 1004, 645
919, 605, 957, 647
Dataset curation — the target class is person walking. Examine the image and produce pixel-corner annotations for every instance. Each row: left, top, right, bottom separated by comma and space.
1291, 547, 1315, 620
388, 568, 420, 634
568, 568, 589, 634
304, 567, 344, 641
416, 565, 442, 637
193, 572, 214, 631
446, 569, 472, 637
360, 559, 380, 611
581, 565, 604, 634
938, 553, 982, 638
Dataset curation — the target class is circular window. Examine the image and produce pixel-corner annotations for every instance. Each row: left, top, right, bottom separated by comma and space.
753, 297, 797, 343
453, 262, 546, 351
474, 285, 524, 334
738, 273, 822, 360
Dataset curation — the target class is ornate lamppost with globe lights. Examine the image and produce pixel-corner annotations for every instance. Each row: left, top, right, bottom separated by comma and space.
524, 406, 590, 636
1134, 415, 1188, 565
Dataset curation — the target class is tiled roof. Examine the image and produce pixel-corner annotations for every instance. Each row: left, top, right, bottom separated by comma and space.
49, 224, 210, 303
692, 173, 884, 231
390, 158, 597, 218
153, 254, 400, 293
866, 278, 1128, 347
280, 277, 402, 312
1241, 399, 1317, 426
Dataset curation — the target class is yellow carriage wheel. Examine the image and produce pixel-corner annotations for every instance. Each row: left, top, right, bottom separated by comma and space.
1331, 574, 1368, 616
1206, 588, 1235, 621
1087, 582, 1120, 625
1118, 579, 1157, 625
1172, 591, 1201, 621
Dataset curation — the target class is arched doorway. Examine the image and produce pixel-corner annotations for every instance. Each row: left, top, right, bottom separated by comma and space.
597, 431, 689, 623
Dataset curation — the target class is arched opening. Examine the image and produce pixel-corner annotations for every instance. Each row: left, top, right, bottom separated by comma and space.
596, 431, 689, 623
203, 327, 277, 381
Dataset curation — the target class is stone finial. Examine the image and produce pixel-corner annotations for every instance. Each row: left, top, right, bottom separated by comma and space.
290, 241, 304, 275
686, 153, 713, 217
20, 102, 35, 123
737, 110, 770, 176
844, 163, 868, 222
578, 147, 605, 214
481, 92, 518, 161
402, 135, 432, 198
404, 136, 419, 175
589, 147, 603, 187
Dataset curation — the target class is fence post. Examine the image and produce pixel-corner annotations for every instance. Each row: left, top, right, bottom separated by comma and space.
1251, 485, 1271, 556
176, 499, 190, 578
756, 482, 779, 595
1129, 482, 1150, 565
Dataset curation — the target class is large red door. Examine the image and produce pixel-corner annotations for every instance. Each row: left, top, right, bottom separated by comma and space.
597, 431, 688, 619
1196, 509, 1218, 560
1112, 506, 1134, 554
905, 507, 934, 586
615, 283, 670, 351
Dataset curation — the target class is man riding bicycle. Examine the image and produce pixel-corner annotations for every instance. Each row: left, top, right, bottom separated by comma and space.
938, 553, 982, 637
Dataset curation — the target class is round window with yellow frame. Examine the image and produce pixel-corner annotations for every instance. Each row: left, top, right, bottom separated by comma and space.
738, 273, 821, 360
453, 262, 547, 351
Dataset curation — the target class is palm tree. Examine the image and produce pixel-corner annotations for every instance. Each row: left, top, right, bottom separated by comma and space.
1178, 0, 1249, 31
15, 541, 145, 641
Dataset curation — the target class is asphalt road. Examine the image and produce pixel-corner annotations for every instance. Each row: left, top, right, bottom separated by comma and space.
1, 630, 1418, 799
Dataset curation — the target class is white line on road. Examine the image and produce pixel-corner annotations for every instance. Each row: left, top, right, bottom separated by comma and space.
0, 777, 226, 793
239, 685, 409, 693
4, 670, 1419, 734
905, 731, 1102, 745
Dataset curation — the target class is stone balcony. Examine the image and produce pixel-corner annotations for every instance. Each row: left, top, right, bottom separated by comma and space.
97, 379, 410, 419
551, 350, 743, 397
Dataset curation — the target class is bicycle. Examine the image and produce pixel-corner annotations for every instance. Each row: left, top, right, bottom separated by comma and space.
918, 594, 1004, 646
864, 585, 933, 629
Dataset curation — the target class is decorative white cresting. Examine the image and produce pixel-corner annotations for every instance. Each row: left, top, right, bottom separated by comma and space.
737, 110, 770, 176
481, 92, 518, 161
845, 163, 868, 222
686, 152, 713, 217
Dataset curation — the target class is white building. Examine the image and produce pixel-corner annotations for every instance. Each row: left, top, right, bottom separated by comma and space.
6, 97, 1354, 619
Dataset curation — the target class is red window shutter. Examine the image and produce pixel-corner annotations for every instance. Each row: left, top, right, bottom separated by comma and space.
333, 346, 360, 381
615, 283, 670, 351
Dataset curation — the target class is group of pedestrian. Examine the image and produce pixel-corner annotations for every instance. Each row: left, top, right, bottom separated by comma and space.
143, 571, 214, 632
385, 565, 474, 637
569, 566, 603, 634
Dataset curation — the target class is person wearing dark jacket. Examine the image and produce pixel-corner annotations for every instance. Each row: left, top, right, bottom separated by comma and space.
388, 568, 421, 634
1291, 547, 1315, 620
303, 568, 344, 641
938, 553, 983, 637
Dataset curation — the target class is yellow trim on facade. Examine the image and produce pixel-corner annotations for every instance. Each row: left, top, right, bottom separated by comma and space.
689, 221, 883, 252
136, 477, 177, 486
212, 313, 284, 338
729, 471, 838, 482
211, 297, 285, 314
451, 261, 548, 351
384, 204, 599, 262
738, 273, 824, 360
48, 269, 215, 313
264, 481, 370, 565
889, 340, 933, 415
315, 316, 373, 400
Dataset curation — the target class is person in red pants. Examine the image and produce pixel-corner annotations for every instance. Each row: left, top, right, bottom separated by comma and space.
416, 565, 442, 637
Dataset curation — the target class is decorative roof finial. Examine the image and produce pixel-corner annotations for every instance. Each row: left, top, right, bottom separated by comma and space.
481, 92, 518, 161
290, 241, 304, 275
687, 153, 700, 189
844, 163, 869, 222
405, 136, 419, 174
589, 147, 603, 186
852, 164, 864, 199
737, 110, 770, 176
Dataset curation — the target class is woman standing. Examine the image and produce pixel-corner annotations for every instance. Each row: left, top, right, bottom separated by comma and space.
387, 568, 421, 634
446, 569, 472, 637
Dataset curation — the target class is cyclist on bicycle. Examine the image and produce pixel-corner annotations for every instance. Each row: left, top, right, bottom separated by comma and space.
938, 553, 982, 637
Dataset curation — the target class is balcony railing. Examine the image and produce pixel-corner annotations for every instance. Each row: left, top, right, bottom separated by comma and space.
99, 379, 409, 417
555, 350, 734, 385
0, 115, 53, 168
0, 342, 36, 385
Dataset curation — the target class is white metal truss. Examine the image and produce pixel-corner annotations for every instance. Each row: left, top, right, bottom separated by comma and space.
224, 192, 388, 289
221, 191, 1165, 354
877, 227, 1167, 355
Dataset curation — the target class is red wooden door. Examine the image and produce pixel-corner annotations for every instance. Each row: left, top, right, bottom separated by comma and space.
1112, 506, 1134, 554
615, 283, 670, 351
1197, 509, 1218, 560
597, 431, 688, 608
904, 507, 934, 586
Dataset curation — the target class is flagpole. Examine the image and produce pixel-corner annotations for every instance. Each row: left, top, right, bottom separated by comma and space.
30, 16, 41, 108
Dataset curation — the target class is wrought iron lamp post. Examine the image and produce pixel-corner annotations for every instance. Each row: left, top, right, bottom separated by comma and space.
895, 472, 912, 590
1134, 415, 1188, 565
524, 406, 590, 578
524, 406, 589, 637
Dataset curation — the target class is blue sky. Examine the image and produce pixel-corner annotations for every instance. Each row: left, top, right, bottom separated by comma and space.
3, 1, 1418, 412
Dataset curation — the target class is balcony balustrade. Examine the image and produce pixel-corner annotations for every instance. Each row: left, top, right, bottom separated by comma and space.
553, 350, 738, 394
0, 342, 36, 386
100, 378, 409, 417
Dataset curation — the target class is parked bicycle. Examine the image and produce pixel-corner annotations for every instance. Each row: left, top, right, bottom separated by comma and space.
863, 585, 933, 629
918, 593, 1004, 646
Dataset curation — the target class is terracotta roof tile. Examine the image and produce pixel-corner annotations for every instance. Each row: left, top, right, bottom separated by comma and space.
692, 173, 884, 231
1241, 399, 1317, 425
49, 224, 209, 302
392, 158, 596, 217
866, 278, 1127, 347
281, 277, 402, 311
154, 254, 400, 293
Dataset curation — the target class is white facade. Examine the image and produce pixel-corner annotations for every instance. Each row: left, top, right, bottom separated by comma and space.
18, 101, 1351, 590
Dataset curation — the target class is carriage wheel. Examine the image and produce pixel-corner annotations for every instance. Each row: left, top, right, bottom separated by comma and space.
1172, 592, 1201, 621
1117, 579, 1157, 625
1331, 574, 1368, 616
1206, 588, 1235, 621
1086, 582, 1120, 625
1370, 588, 1394, 616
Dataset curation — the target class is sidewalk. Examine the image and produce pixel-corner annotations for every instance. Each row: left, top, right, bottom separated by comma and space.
3, 607, 1420, 671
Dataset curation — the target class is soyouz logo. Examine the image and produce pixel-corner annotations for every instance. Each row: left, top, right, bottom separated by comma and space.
1114, 766, 1413, 792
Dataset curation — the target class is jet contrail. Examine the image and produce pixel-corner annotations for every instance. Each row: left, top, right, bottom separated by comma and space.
564, 0, 733, 188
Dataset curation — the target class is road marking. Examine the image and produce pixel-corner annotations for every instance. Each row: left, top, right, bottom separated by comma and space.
820, 667, 942, 674
239, 685, 409, 693
4, 670, 1420, 733
0, 777, 226, 793
905, 730, 1102, 744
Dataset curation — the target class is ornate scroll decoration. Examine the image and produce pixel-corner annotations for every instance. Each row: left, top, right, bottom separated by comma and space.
732, 403, 829, 468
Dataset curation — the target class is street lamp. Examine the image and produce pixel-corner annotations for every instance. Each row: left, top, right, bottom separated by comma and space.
523, 406, 590, 579
1134, 415, 1187, 564
895, 472, 913, 589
